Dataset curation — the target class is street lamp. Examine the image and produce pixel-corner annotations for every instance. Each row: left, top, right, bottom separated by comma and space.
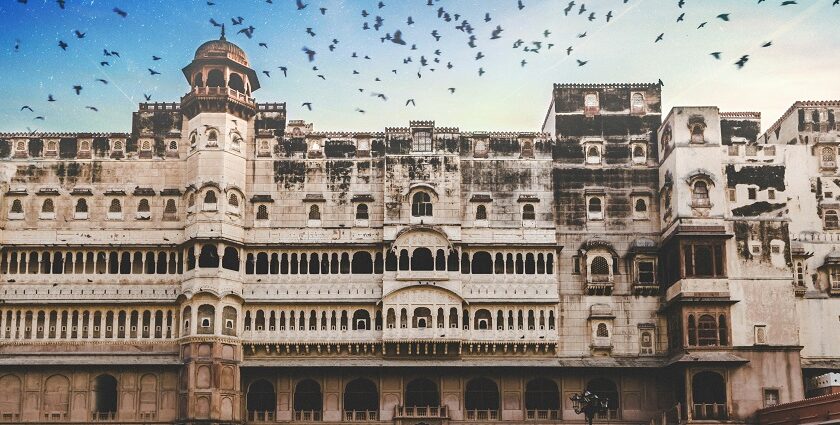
570, 391, 609, 425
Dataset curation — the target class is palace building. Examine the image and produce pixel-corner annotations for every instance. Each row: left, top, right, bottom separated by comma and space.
0, 35, 838, 425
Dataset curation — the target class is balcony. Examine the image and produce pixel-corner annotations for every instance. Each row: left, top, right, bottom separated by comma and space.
343, 410, 378, 421
465, 409, 499, 421
693, 403, 727, 420
525, 410, 560, 420
247, 410, 276, 422
394, 405, 449, 419
633, 279, 659, 296
182, 86, 255, 105
91, 411, 116, 421
294, 410, 322, 421
586, 274, 613, 295
594, 409, 619, 421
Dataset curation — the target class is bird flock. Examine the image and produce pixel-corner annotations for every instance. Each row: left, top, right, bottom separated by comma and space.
10, 0, 839, 129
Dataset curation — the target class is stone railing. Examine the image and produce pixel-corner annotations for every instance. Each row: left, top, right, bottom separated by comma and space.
394, 405, 448, 418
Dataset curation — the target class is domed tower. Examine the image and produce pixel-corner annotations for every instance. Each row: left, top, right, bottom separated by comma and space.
176, 31, 256, 425
180, 30, 259, 193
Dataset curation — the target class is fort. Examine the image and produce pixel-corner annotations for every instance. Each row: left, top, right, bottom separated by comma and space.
0, 35, 838, 424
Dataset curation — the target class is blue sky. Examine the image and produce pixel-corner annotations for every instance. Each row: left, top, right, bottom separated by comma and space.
0, 0, 838, 133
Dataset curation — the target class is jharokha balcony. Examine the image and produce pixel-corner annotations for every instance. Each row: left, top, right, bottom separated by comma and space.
585, 273, 614, 295
394, 405, 449, 419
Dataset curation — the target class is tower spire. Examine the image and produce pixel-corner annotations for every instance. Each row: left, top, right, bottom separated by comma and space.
220, 23, 226, 41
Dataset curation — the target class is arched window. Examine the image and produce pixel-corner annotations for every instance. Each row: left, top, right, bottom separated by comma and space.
138, 199, 150, 212
194, 73, 204, 87
825, 210, 839, 229
632, 145, 646, 163
228, 193, 239, 208
222, 247, 239, 271
344, 378, 378, 415
590, 256, 609, 276
471, 251, 492, 274
412, 131, 432, 152
692, 372, 727, 420
524, 378, 559, 413
822, 147, 836, 165
92, 374, 118, 419
584, 93, 599, 112
474, 309, 492, 330
522, 204, 535, 221
464, 378, 499, 415
108, 199, 122, 215
351, 252, 373, 274
308, 205, 321, 220
247, 379, 276, 418
168, 140, 177, 150
596, 323, 609, 337
10, 199, 23, 214
635, 198, 647, 213
413, 307, 432, 328
229, 73, 245, 93
198, 244, 219, 268
690, 122, 706, 144
204, 191, 217, 204
631, 92, 645, 114
75, 198, 88, 213
356, 204, 369, 220
476, 204, 487, 220
256, 205, 269, 220
693, 181, 710, 206
206, 69, 224, 87
588, 197, 603, 220
405, 379, 439, 408
352, 309, 370, 330
587, 146, 601, 163
411, 192, 433, 217
294, 380, 322, 416
164, 199, 176, 214
40, 198, 55, 213
586, 378, 619, 419
411, 248, 434, 271
698, 314, 718, 346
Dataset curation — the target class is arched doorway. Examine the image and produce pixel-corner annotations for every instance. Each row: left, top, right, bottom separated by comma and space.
343, 378, 379, 420
92, 374, 118, 420
464, 377, 499, 420
405, 378, 439, 409
247, 379, 276, 421
586, 378, 619, 420
692, 371, 727, 420
294, 379, 322, 421
524, 378, 559, 419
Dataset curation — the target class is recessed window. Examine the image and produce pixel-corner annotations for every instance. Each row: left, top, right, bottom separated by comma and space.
41, 198, 55, 212
168, 140, 177, 150
75, 198, 89, 219
631, 92, 646, 114
136, 198, 151, 220
728, 189, 736, 202
412, 131, 432, 152
750, 244, 761, 255
587, 197, 603, 221
411, 192, 433, 217
228, 193, 239, 211
825, 210, 839, 229
225, 319, 234, 329
754, 324, 768, 345
640, 330, 654, 355
634, 198, 648, 219
763, 388, 779, 407
203, 191, 217, 211
256, 204, 269, 220
356, 203, 369, 220
748, 187, 757, 200
596, 323, 609, 338
108, 199, 122, 219
475, 204, 487, 221
822, 147, 836, 168
207, 130, 218, 146
201, 318, 210, 328
637, 260, 655, 284
682, 241, 726, 278
692, 181, 710, 207
163, 199, 177, 217
9, 199, 23, 218
474, 139, 488, 157
522, 204, 535, 221
308, 204, 321, 220
590, 256, 610, 278
632, 144, 646, 164
584, 93, 599, 116
586, 145, 601, 164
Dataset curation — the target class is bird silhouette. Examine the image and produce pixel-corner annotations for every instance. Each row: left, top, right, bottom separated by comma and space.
577, 32, 587, 38
306, 27, 316, 37
238, 25, 255, 38
717, 13, 730, 21
320, 7, 327, 15
735, 55, 749, 69
231, 16, 244, 25
85, 106, 99, 112
520, 59, 527, 67
606, 11, 613, 22
148, 68, 160, 75
48, 95, 56, 102
588, 12, 595, 21
576, 59, 588, 66
484, 13, 491, 22
58, 40, 68, 50
210, 18, 222, 27
34, 116, 45, 120
100, 61, 109, 66
781, 1, 797, 5
57, 0, 65, 9
677, 13, 685, 22
302, 47, 316, 62
448, 87, 456, 93
113, 7, 127, 17
678, 0, 685, 7
517, 0, 525, 10
355, 108, 366, 114
72, 85, 82, 95
655, 33, 664, 43
491, 26, 503, 39
710, 52, 722, 59
478, 67, 485, 76
406, 99, 416, 106
391, 30, 406, 45
566, 46, 573, 55
761, 41, 772, 47
296, 0, 307, 10
564, 1, 575, 16
152, 55, 161, 60
278, 66, 288, 77
143, 94, 152, 101
258, 42, 268, 48
20, 105, 33, 112
74, 30, 86, 38
431, 30, 441, 41
302, 102, 312, 110
578, 3, 586, 14
697, 22, 708, 28
95, 78, 108, 84
262, 70, 271, 77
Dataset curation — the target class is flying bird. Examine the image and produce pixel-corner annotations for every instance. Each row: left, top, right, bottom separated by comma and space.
407, 16, 414, 25
761, 41, 772, 47
278, 66, 288, 77
74, 30, 86, 38
95, 78, 108, 84
238, 25, 255, 38
566, 46, 573, 55
210, 18, 222, 27
655, 33, 664, 42
735, 55, 749, 68
517, 0, 525, 10
112, 7, 127, 17
677, 13, 685, 22
697, 21, 708, 28
576, 59, 588, 66
302, 102, 312, 110
148, 68, 161, 75
143, 94, 152, 101
231, 16, 244, 25
716, 13, 730, 21
448, 87, 456, 94
391, 30, 406, 45
296, 0, 307, 10
152, 55, 161, 60
490, 25, 503, 39
478, 67, 485, 76
306, 27, 316, 37
57, 0, 65, 9
48, 95, 56, 102
85, 106, 99, 112
320, 7, 327, 14
34, 116, 45, 120
100, 61, 110, 66
577, 32, 587, 38
678, 0, 685, 7
406, 99, 416, 106
606, 11, 613, 22
781, 1, 797, 5
564, 1, 575, 15
302, 47, 316, 62
484, 13, 491, 22
262, 70, 271, 77
58, 40, 68, 50
72, 85, 82, 95
258, 43, 268, 48
20, 105, 33, 112
710, 51, 722, 59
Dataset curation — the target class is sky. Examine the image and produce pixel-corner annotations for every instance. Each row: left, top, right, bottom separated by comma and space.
0, 0, 838, 134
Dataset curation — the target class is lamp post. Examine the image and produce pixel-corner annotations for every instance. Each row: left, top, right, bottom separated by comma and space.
570, 391, 609, 425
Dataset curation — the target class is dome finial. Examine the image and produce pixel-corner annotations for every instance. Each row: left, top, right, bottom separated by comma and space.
220, 23, 226, 41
